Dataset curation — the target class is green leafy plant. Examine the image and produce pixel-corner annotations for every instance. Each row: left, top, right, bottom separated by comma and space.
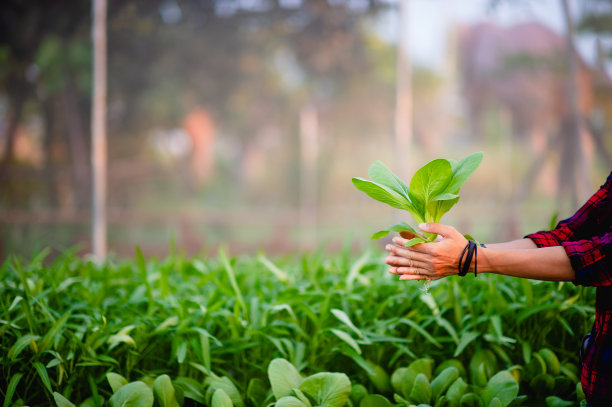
0, 248, 592, 405
352, 152, 483, 245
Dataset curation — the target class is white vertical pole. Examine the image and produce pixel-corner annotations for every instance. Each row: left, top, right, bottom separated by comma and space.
299, 105, 318, 249
394, 0, 413, 181
92, 0, 107, 260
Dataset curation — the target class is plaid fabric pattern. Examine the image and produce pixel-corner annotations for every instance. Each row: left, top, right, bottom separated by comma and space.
526, 172, 612, 405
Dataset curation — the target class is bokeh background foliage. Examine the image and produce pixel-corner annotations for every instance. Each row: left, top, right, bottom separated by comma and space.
1, 0, 612, 257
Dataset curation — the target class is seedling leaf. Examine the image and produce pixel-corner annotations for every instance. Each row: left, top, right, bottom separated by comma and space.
269, 358, 303, 400
276, 396, 308, 407
212, 389, 234, 407
108, 381, 154, 407
53, 392, 76, 407
405, 237, 426, 247
367, 161, 411, 199
299, 372, 351, 407
371, 222, 419, 240
409, 159, 452, 209
352, 178, 411, 210
153, 374, 180, 407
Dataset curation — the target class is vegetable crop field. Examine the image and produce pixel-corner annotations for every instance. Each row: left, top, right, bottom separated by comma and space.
1, 247, 594, 407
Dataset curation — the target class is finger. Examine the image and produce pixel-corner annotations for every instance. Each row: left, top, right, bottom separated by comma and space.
392, 237, 434, 254
385, 255, 427, 270
388, 267, 400, 275
394, 266, 433, 277
386, 244, 427, 262
398, 274, 427, 281
399, 274, 443, 281
389, 236, 409, 247
419, 223, 463, 239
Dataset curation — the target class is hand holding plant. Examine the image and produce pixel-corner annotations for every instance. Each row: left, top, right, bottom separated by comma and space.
352, 152, 483, 247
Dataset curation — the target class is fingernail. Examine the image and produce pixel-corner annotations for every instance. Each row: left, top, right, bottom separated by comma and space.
419, 223, 427, 230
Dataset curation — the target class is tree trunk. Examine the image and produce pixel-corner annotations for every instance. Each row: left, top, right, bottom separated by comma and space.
0, 82, 27, 192
63, 80, 90, 210
91, 0, 108, 260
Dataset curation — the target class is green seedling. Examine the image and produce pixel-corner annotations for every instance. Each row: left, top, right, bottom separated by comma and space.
352, 152, 483, 246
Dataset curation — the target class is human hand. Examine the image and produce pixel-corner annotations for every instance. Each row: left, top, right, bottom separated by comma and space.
385, 223, 469, 280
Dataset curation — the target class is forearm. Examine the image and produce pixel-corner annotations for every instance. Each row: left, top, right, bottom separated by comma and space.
485, 238, 538, 250
476, 245, 575, 281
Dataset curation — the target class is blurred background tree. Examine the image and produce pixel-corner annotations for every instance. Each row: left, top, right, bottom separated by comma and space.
0, 0, 610, 258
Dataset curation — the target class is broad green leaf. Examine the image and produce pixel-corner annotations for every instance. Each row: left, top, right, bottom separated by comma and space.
371, 222, 419, 240
367, 161, 411, 199
489, 397, 503, 407
435, 359, 467, 380
459, 392, 484, 407
409, 159, 452, 207
107, 372, 128, 393
108, 381, 154, 407
299, 372, 351, 407
4, 373, 23, 407
538, 348, 560, 376
404, 237, 426, 247
293, 389, 313, 407
330, 328, 361, 354
408, 373, 431, 405
431, 367, 459, 401
153, 374, 180, 407
206, 376, 244, 407
350, 384, 368, 405
406, 358, 434, 381
447, 152, 483, 193
79, 395, 105, 407
275, 396, 308, 407
53, 392, 76, 407
431, 192, 460, 202
481, 371, 518, 407
359, 394, 393, 407
212, 389, 234, 407
430, 195, 459, 223
446, 377, 468, 404
268, 358, 303, 400
352, 178, 411, 210
391, 367, 416, 398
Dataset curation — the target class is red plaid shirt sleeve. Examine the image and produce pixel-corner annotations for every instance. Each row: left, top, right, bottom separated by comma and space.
526, 172, 612, 287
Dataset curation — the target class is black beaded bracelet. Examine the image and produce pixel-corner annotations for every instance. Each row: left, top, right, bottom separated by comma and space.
458, 240, 478, 277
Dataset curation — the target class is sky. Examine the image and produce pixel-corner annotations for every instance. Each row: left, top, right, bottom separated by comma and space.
377, 0, 603, 71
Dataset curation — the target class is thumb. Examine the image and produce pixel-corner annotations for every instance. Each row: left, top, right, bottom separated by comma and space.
419, 223, 462, 239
